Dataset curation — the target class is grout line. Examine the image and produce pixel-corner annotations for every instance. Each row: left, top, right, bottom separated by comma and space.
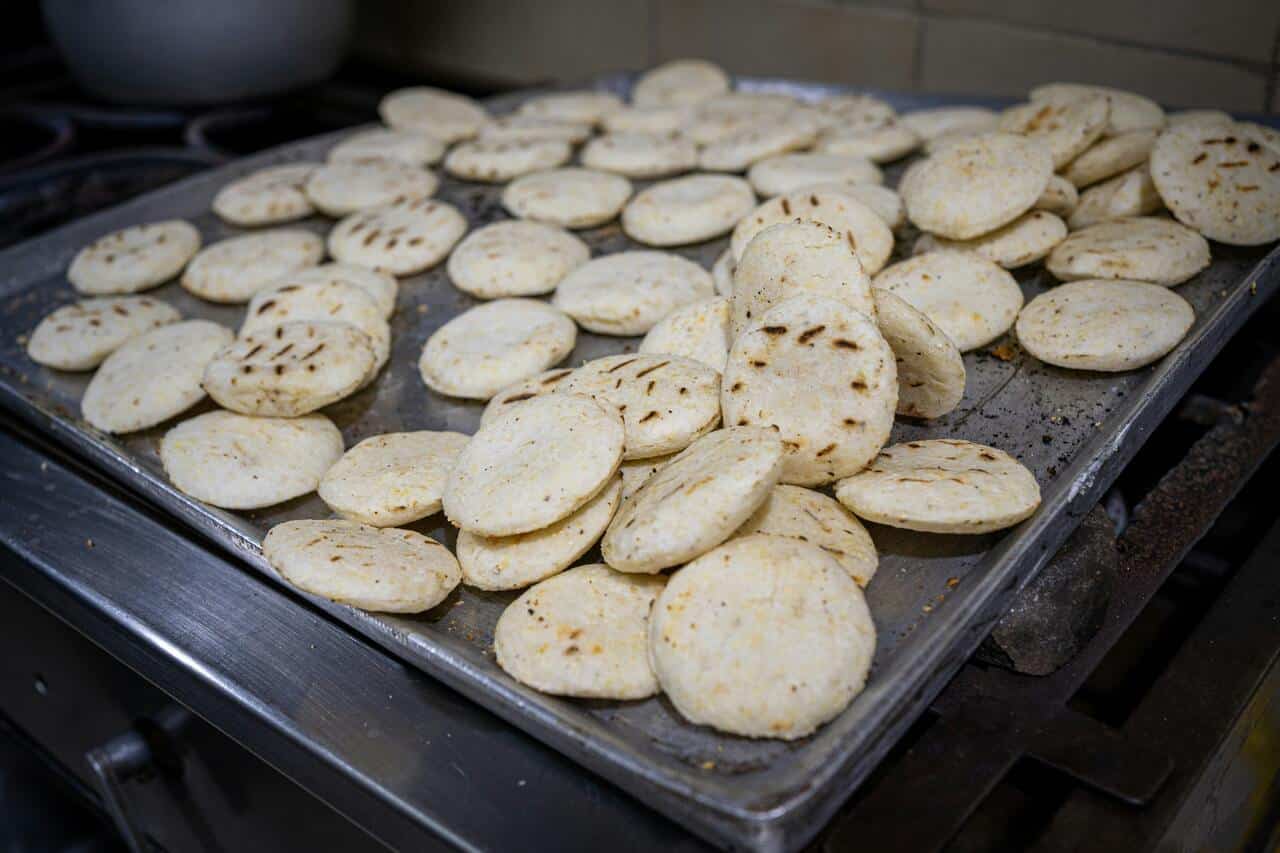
912, 15, 927, 91
647, 0, 660, 67
1267, 18, 1280, 111
913, 0, 926, 89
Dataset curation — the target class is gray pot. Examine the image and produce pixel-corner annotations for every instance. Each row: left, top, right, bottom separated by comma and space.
42, 0, 354, 105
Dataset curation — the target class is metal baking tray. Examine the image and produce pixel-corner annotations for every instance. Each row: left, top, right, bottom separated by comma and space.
1, 73, 1277, 851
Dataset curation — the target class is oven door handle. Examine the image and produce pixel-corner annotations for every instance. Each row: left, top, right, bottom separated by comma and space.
85, 727, 154, 853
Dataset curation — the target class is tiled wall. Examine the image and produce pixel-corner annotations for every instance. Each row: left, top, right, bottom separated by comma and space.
354, 0, 1280, 112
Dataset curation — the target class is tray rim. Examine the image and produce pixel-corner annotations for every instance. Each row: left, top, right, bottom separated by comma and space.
1, 73, 1278, 851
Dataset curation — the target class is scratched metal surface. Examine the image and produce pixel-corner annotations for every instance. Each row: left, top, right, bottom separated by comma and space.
0, 72, 1277, 851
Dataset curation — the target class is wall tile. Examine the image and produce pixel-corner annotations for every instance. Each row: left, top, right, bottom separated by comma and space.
351, 0, 1279, 115
920, 18, 1268, 111
654, 0, 919, 90
922, 0, 1280, 64
353, 0, 652, 87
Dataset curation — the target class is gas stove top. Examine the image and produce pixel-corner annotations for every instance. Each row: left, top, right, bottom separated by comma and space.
2, 52, 1280, 853
0, 51, 413, 249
